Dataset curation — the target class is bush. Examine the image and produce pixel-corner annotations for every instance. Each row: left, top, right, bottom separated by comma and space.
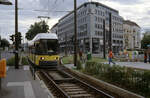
83, 61, 150, 97
7, 56, 15, 66
21, 57, 29, 65
76, 60, 83, 70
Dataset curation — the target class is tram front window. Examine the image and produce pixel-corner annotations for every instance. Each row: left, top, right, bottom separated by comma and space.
35, 39, 58, 55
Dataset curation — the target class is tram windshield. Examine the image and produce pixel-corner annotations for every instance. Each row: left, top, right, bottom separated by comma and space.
35, 39, 59, 55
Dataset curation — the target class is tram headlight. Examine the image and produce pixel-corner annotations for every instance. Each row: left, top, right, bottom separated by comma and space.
40, 57, 45, 60
56, 57, 59, 60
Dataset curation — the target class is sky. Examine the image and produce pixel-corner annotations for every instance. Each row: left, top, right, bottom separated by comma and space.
0, 0, 150, 42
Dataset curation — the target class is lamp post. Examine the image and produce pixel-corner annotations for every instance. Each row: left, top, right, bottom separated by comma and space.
0, 0, 12, 90
109, 13, 112, 52
15, 0, 19, 69
74, 0, 77, 66
103, 19, 106, 59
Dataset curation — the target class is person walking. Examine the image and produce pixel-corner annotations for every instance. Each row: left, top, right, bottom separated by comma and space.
108, 50, 115, 65
148, 53, 150, 63
79, 51, 83, 62
144, 53, 147, 63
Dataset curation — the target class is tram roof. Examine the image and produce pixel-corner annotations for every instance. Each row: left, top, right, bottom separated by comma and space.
28, 33, 58, 46
33, 33, 58, 41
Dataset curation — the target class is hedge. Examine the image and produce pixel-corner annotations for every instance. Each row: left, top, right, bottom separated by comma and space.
83, 61, 150, 97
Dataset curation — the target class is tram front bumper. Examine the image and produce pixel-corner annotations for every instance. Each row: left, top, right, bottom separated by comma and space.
39, 61, 58, 66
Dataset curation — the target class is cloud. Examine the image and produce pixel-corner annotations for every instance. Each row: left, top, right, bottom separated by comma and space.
0, 0, 150, 42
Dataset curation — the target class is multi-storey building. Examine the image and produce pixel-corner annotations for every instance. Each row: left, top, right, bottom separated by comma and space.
52, 2, 124, 54
123, 20, 141, 50
51, 23, 58, 34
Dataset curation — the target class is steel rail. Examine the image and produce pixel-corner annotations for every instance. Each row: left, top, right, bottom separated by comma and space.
41, 71, 70, 98
60, 70, 114, 98
40, 69, 114, 98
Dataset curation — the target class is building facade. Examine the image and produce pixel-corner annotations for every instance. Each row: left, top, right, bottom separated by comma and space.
123, 20, 141, 50
51, 23, 58, 34
51, 2, 124, 54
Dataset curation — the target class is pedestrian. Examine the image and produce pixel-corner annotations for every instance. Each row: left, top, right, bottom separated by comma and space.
144, 53, 147, 63
108, 50, 115, 65
148, 53, 150, 63
79, 51, 83, 62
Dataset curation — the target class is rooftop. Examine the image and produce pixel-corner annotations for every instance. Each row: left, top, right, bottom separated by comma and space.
59, 1, 119, 21
124, 20, 140, 28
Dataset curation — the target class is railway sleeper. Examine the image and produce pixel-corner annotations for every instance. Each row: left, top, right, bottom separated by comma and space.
59, 84, 77, 87
54, 78, 74, 82
66, 91, 87, 95
70, 93, 94, 98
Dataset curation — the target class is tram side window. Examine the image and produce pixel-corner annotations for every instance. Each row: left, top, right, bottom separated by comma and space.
31, 48, 35, 54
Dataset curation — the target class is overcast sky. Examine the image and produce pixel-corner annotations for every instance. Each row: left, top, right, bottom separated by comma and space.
0, 0, 150, 42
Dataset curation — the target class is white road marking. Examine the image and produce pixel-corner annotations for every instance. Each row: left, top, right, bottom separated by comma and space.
7, 81, 35, 98
6, 66, 9, 71
23, 66, 29, 70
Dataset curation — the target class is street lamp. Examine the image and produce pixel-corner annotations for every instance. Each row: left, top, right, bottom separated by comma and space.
74, 0, 77, 66
0, 0, 12, 5
0, 0, 12, 91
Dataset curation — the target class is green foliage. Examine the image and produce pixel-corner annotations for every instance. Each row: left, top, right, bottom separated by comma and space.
76, 60, 83, 70
83, 61, 150, 97
7, 56, 21, 66
7, 56, 15, 66
88, 57, 107, 62
26, 21, 49, 40
21, 57, 28, 65
141, 35, 150, 49
62, 56, 74, 64
0, 38, 10, 48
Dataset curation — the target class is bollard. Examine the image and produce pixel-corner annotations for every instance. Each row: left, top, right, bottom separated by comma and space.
0, 78, 1, 90
0, 59, 6, 90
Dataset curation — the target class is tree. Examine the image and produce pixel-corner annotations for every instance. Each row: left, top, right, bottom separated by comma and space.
25, 21, 49, 40
141, 35, 150, 49
0, 38, 10, 49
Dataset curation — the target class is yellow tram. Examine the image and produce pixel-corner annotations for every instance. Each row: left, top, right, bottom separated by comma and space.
28, 33, 59, 66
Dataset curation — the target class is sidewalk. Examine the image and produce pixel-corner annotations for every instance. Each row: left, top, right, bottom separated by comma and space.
64, 61, 150, 70
0, 66, 51, 98
115, 62, 150, 70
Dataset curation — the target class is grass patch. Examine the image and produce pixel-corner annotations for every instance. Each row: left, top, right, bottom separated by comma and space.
88, 57, 107, 63
62, 55, 74, 64
21, 57, 29, 65
7, 56, 16, 66
62, 55, 108, 64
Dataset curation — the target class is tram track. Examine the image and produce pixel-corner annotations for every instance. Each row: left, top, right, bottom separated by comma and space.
37, 68, 114, 98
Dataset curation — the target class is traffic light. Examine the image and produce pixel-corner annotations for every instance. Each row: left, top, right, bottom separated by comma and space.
17, 32, 22, 45
10, 35, 15, 42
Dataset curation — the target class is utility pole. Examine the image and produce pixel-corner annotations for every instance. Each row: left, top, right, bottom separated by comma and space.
65, 33, 67, 56
15, 0, 19, 69
74, 0, 77, 66
109, 13, 112, 51
103, 19, 106, 59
